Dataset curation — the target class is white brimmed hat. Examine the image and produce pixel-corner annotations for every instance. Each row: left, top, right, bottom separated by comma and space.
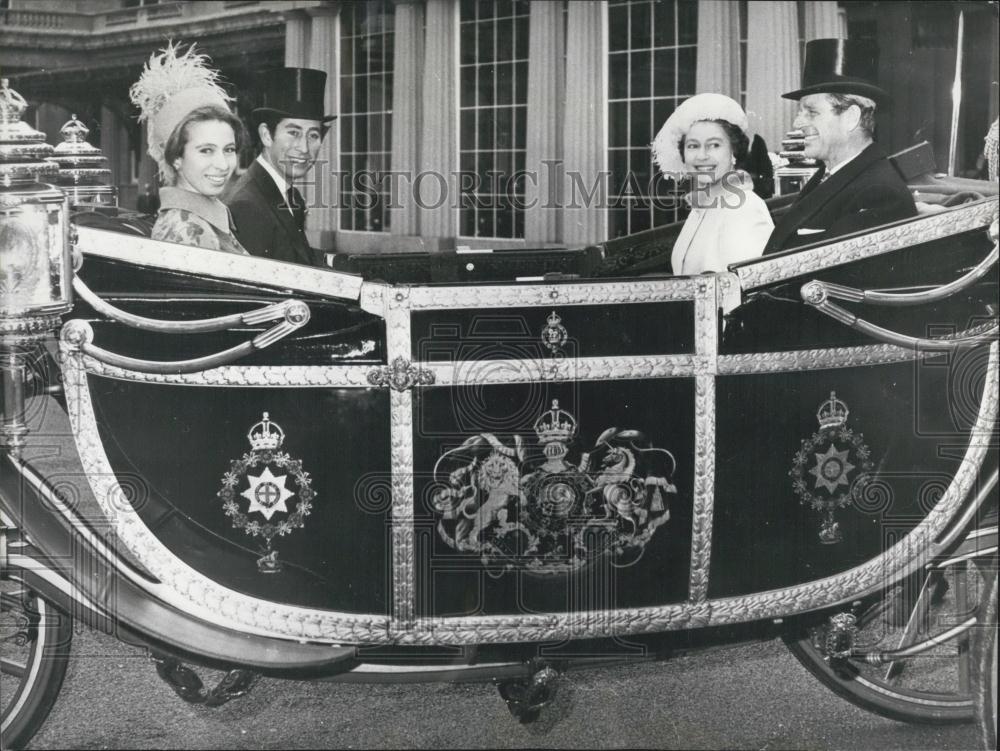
651, 93, 751, 177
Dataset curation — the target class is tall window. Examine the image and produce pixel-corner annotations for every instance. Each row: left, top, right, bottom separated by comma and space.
607, 0, 697, 238
339, 1, 394, 233
458, 0, 530, 240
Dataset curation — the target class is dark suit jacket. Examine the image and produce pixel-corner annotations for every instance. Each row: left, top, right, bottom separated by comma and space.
763, 142, 917, 255
225, 160, 319, 266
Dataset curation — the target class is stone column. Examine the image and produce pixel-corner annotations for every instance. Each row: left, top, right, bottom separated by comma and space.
803, 1, 843, 41
745, 1, 800, 152
390, 0, 424, 238
306, 7, 338, 250
695, 0, 740, 98
100, 104, 129, 205
284, 10, 311, 67
523, 0, 565, 244
418, 0, 458, 247
562, 0, 607, 246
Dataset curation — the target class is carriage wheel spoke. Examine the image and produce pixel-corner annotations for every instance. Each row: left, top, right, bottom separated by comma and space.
882, 571, 938, 682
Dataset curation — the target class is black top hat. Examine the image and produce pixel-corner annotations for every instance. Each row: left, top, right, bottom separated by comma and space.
251, 67, 336, 125
782, 39, 888, 105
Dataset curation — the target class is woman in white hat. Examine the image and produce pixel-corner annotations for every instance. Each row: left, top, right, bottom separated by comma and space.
130, 43, 248, 255
651, 93, 773, 275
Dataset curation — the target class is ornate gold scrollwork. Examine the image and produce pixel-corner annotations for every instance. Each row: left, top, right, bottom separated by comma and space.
367, 356, 436, 391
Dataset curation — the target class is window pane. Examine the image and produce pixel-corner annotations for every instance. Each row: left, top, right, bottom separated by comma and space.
609, 4, 629, 50
461, 66, 476, 107
515, 15, 529, 60
629, 100, 651, 147
461, 109, 476, 148
631, 1, 652, 49
630, 50, 651, 99
678, 0, 697, 44
497, 62, 514, 106
478, 20, 494, 61
495, 108, 513, 149
478, 64, 494, 106
653, 49, 676, 98
609, 101, 629, 148
514, 106, 526, 150
677, 46, 696, 95
609, 52, 628, 100
478, 108, 495, 150
653, 0, 675, 48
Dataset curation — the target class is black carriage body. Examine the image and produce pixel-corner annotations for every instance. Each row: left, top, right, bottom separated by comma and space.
58, 197, 998, 647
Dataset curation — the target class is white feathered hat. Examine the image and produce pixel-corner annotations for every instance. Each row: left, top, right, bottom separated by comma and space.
650, 93, 751, 178
129, 42, 232, 175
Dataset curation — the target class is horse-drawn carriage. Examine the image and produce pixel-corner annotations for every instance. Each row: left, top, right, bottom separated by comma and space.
2, 122, 998, 748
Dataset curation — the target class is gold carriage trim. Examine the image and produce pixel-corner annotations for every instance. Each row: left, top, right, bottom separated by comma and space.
75, 226, 363, 301
735, 199, 997, 290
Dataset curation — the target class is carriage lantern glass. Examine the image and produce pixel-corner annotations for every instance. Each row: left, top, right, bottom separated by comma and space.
0, 78, 71, 456
0, 78, 72, 330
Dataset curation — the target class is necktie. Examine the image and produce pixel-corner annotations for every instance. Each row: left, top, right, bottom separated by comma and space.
286, 186, 306, 233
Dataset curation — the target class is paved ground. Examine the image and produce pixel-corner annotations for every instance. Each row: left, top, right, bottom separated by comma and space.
27, 627, 980, 750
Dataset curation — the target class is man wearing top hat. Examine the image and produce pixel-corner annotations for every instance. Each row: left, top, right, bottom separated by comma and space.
227, 67, 336, 266
763, 39, 916, 255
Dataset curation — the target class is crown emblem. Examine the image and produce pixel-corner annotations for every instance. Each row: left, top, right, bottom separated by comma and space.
816, 391, 849, 429
533, 399, 577, 445
247, 412, 285, 450
540, 310, 569, 353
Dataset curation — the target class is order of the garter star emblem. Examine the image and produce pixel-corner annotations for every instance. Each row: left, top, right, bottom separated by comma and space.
430, 399, 677, 575
217, 412, 316, 573
790, 392, 874, 544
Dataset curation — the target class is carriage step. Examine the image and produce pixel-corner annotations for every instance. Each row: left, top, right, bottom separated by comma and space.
150, 652, 259, 707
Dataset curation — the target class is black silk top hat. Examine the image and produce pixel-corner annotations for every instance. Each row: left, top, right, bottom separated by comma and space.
252, 67, 336, 124
782, 38, 888, 105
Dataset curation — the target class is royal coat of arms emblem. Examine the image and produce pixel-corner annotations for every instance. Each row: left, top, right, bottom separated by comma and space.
790, 392, 874, 544
217, 412, 316, 573
430, 399, 677, 575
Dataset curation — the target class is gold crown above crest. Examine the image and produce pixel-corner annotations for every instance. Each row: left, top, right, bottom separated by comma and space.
816, 391, 849, 429
534, 399, 577, 444
247, 412, 285, 450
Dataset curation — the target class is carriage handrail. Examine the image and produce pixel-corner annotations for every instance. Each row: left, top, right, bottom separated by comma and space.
796, 221, 998, 307
59, 296, 310, 375
798, 283, 998, 351
73, 276, 309, 334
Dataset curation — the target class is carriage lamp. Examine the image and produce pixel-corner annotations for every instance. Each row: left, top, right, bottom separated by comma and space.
0, 78, 72, 455
48, 113, 117, 207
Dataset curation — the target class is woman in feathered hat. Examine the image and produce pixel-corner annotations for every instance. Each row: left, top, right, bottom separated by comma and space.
130, 43, 248, 254
651, 93, 773, 275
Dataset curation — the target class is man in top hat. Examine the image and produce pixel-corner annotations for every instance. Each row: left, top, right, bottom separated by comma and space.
763, 39, 916, 255
226, 67, 336, 266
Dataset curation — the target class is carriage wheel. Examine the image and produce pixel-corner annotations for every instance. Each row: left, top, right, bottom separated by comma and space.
1, 578, 72, 750
972, 572, 997, 749
784, 548, 996, 725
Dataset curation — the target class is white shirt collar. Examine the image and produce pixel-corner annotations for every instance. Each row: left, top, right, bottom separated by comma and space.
256, 154, 289, 197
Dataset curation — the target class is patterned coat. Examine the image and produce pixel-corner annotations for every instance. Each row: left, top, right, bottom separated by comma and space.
151, 187, 248, 255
